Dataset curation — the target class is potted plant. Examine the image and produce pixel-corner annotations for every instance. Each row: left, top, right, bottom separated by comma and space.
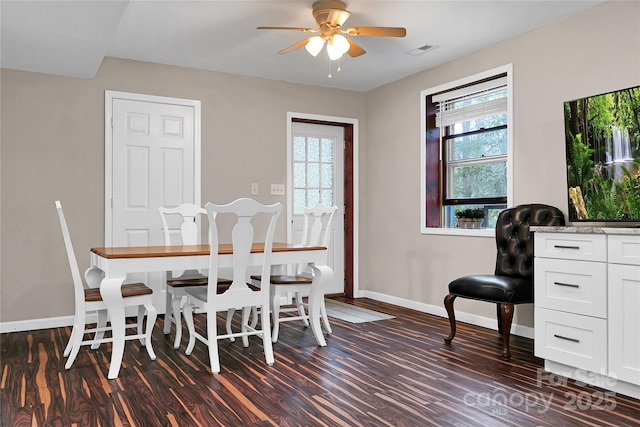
455, 208, 485, 228
455, 209, 471, 228
467, 208, 485, 228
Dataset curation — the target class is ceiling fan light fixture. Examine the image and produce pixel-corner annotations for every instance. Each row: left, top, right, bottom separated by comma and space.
305, 36, 325, 57
327, 34, 350, 60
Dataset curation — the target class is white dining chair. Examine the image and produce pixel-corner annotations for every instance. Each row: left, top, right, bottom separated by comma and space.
182, 198, 282, 374
251, 203, 337, 343
55, 200, 157, 371
158, 204, 233, 349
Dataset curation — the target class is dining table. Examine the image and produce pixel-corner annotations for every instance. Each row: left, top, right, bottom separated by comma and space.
87, 242, 333, 379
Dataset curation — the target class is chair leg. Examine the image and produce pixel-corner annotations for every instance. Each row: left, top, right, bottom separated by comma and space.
498, 303, 514, 360
207, 306, 221, 374
261, 302, 275, 367
164, 286, 173, 335
183, 303, 197, 355
91, 309, 108, 349
271, 290, 281, 343
319, 297, 332, 334
295, 292, 309, 327
225, 309, 236, 342
443, 293, 457, 343
171, 292, 183, 349
496, 303, 503, 336
63, 322, 76, 357
65, 311, 86, 369
250, 306, 259, 329
143, 303, 157, 360
241, 307, 251, 347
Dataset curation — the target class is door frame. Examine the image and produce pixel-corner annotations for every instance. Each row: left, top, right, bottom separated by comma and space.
287, 112, 358, 298
104, 90, 202, 245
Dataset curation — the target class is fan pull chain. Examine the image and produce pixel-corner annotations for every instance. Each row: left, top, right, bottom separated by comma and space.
328, 58, 332, 78
337, 58, 342, 73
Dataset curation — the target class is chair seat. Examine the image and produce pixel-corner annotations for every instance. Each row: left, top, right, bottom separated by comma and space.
84, 282, 152, 302
448, 275, 533, 304
250, 274, 312, 285
167, 277, 233, 287
186, 283, 260, 300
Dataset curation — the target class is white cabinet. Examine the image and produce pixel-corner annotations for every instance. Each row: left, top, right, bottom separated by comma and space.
608, 235, 640, 387
533, 229, 640, 400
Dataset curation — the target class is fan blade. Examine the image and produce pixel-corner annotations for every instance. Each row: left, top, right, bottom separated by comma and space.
277, 38, 312, 55
345, 27, 407, 37
346, 38, 366, 58
327, 9, 351, 27
257, 26, 316, 33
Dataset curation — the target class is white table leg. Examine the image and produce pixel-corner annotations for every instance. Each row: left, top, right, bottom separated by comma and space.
308, 265, 333, 347
99, 277, 127, 379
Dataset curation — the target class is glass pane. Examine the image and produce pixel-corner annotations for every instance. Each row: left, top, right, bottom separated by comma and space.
321, 164, 333, 188
321, 138, 334, 163
294, 162, 306, 187
308, 189, 320, 208
293, 137, 306, 161
322, 190, 333, 207
308, 137, 320, 162
293, 189, 306, 214
450, 114, 507, 134
450, 128, 507, 160
449, 162, 507, 198
308, 163, 320, 187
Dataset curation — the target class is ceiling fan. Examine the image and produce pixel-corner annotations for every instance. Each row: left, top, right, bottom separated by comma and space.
257, 0, 406, 61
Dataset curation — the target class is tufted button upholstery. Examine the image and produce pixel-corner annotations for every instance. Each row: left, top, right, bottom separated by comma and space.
494, 204, 565, 280
443, 204, 565, 359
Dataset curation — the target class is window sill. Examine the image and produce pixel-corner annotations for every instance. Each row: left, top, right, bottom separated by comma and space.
421, 227, 495, 237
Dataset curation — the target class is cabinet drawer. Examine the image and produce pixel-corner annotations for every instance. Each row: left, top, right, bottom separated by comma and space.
608, 234, 640, 266
534, 258, 606, 317
534, 308, 607, 373
534, 233, 606, 262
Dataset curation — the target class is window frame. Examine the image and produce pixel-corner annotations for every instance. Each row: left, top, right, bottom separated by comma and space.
420, 64, 514, 236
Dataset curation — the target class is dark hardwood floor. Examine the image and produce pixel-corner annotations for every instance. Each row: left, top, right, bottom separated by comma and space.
2, 297, 639, 426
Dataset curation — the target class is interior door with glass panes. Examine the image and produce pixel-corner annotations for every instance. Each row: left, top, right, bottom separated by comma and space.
290, 122, 344, 294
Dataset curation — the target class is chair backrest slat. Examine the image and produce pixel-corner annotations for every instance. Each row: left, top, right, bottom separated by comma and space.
55, 201, 86, 312
158, 204, 207, 277
296, 204, 337, 275
206, 198, 282, 296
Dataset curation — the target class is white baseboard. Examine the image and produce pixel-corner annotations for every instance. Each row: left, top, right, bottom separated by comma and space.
1, 315, 78, 333
1, 290, 534, 339
359, 290, 534, 339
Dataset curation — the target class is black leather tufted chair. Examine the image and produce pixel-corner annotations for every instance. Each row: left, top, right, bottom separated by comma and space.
443, 204, 565, 359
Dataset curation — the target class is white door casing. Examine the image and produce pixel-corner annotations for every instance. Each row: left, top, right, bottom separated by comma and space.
287, 115, 345, 294
105, 91, 201, 311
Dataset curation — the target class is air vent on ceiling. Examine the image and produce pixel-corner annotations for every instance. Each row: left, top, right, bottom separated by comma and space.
407, 44, 439, 56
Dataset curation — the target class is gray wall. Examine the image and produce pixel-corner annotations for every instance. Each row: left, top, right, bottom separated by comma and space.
2, 1, 638, 330
361, 0, 639, 328
0, 58, 366, 322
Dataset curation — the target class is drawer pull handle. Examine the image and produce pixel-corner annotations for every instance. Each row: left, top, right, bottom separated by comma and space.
554, 281, 580, 288
554, 245, 581, 250
554, 334, 580, 343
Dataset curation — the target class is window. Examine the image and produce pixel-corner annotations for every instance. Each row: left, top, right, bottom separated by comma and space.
420, 65, 513, 234
292, 134, 335, 214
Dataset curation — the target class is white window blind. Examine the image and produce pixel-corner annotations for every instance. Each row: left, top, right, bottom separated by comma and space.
434, 76, 507, 128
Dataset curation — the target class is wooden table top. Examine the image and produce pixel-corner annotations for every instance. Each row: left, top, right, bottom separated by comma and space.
91, 243, 326, 259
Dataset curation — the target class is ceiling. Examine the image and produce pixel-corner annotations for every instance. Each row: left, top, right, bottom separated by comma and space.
1, 0, 604, 92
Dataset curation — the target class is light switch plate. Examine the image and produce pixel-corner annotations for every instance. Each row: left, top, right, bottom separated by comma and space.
251, 182, 259, 195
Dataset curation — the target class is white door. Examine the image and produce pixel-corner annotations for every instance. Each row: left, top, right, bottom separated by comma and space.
106, 91, 201, 310
290, 122, 344, 294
